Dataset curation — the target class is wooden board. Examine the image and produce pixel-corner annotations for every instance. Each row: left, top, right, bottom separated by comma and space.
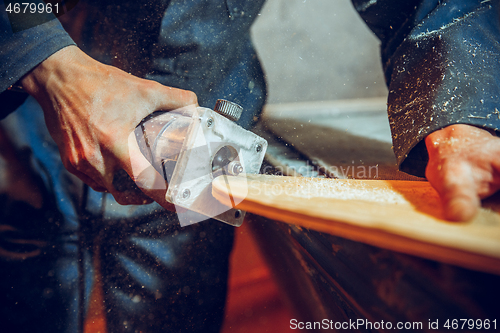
213, 174, 500, 275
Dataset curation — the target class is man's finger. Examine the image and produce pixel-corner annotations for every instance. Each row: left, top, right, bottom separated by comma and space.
442, 186, 480, 222
63, 161, 108, 192
109, 169, 154, 205
428, 161, 480, 221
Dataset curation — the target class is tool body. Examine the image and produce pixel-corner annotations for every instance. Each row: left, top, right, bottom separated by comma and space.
135, 100, 267, 226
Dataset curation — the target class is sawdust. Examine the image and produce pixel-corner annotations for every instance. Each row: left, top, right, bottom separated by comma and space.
257, 178, 411, 205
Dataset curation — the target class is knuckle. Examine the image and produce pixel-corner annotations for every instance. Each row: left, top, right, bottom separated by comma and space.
144, 79, 160, 91
63, 151, 82, 171
145, 81, 198, 108
66, 150, 97, 174
183, 90, 198, 105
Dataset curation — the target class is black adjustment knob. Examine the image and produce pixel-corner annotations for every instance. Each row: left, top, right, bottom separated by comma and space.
214, 99, 243, 122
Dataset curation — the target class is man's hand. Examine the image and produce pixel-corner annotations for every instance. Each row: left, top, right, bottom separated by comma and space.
20, 45, 198, 209
425, 124, 500, 221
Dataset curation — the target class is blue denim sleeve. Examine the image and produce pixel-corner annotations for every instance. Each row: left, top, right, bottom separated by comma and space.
353, 0, 500, 176
0, 0, 75, 118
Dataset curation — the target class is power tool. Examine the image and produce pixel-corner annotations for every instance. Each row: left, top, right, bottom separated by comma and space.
135, 99, 268, 227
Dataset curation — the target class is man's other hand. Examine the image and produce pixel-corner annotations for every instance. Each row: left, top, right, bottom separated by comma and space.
20, 45, 198, 209
425, 124, 500, 221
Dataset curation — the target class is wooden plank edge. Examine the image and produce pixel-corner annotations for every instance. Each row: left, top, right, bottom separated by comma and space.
214, 190, 500, 276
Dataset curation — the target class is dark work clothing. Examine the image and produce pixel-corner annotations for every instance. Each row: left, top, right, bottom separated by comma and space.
0, 1, 266, 333
0, 102, 234, 332
0, 0, 267, 128
146, 0, 267, 128
353, 0, 500, 176
0, 1, 75, 93
0, 1, 75, 118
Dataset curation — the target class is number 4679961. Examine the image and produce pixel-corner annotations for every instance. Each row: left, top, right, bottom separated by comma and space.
443, 319, 496, 330
5, 2, 60, 14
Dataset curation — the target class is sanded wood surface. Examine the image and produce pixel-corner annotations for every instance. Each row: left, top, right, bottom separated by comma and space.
213, 174, 500, 275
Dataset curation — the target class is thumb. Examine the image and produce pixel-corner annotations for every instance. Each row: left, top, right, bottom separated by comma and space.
428, 162, 480, 221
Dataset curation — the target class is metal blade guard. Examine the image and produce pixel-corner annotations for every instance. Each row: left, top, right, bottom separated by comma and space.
135, 100, 267, 227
